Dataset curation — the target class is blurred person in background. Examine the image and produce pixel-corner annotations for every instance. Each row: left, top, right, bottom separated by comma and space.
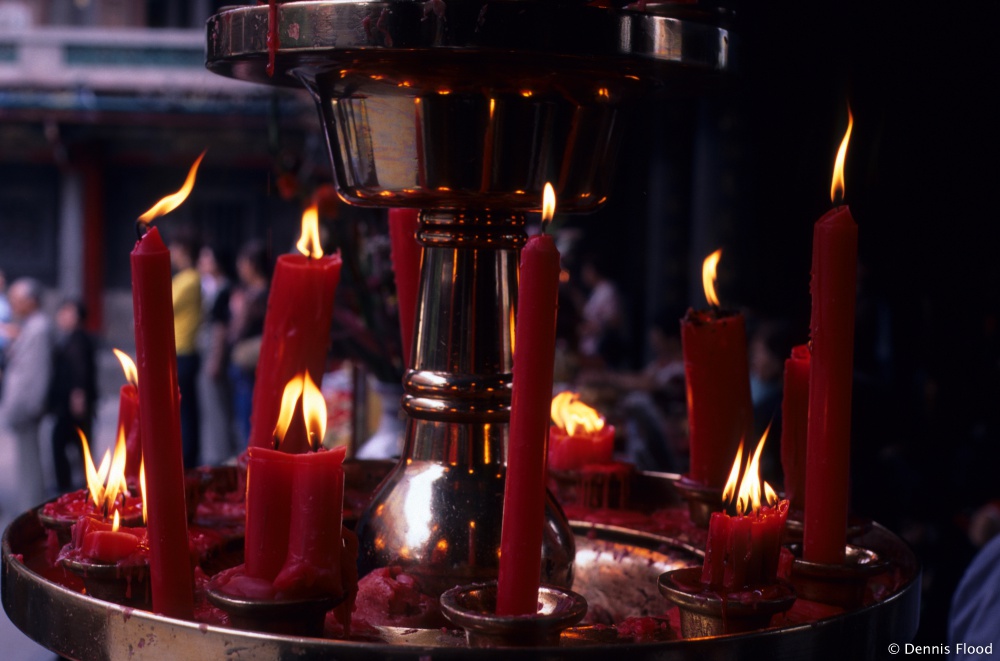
0, 269, 10, 386
169, 235, 202, 468
228, 240, 270, 446
0, 278, 53, 518
197, 244, 236, 465
48, 298, 96, 493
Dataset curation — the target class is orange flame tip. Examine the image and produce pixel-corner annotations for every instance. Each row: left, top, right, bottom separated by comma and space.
137, 150, 206, 224
296, 202, 324, 259
830, 108, 853, 204
702, 249, 722, 308
541, 183, 556, 227
112, 348, 138, 387
551, 392, 605, 436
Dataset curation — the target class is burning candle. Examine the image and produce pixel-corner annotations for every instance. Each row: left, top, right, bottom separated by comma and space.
701, 428, 789, 590
497, 183, 561, 616
388, 208, 422, 368
804, 110, 858, 565
80, 511, 142, 564
247, 202, 342, 454
130, 153, 203, 618
779, 344, 810, 512
113, 349, 143, 488
547, 392, 615, 471
681, 250, 754, 490
245, 372, 348, 599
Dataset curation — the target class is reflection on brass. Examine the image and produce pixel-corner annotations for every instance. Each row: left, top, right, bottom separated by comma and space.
673, 477, 722, 529
789, 544, 888, 609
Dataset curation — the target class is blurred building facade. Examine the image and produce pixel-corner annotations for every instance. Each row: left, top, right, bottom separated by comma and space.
0, 0, 319, 349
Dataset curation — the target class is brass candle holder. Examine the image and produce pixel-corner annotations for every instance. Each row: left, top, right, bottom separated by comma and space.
673, 476, 723, 529
788, 544, 888, 609
658, 567, 795, 637
60, 555, 151, 610
440, 581, 588, 647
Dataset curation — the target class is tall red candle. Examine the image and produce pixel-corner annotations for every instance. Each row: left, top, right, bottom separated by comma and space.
779, 344, 810, 511
388, 208, 422, 368
131, 226, 194, 618
244, 447, 295, 581
681, 308, 754, 489
497, 224, 561, 616
273, 446, 347, 598
247, 252, 341, 453
803, 206, 857, 564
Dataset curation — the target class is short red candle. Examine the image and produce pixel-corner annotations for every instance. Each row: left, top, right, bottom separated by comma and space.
244, 447, 295, 581
803, 206, 858, 564
496, 233, 561, 616
273, 446, 347, 598
388, 208, 422, 368
681, 309, 754, 489
119, 383, 142, 487
247, 253, 341, 453
701, 500, 789, 590
547, 423, 615, 471
130, 226, 194, 618
779, 344, 810, 511
82, 529, 141, 564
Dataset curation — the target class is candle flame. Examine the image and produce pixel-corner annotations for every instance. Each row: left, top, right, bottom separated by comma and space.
551, 392, 605, 436
542, 183, 556, 226
137, 150, 206, 225
295, 201, 324, 259
830, 108, 853, 204
702, 249, 722, 308
274, 371, 328, 450
112, 348, 138, 387
80, 425, 131, 520
722, 424, 778, 516
112, 509, 121, 533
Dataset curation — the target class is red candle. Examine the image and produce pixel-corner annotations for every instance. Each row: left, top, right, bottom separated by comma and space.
131, 226, 195, 618
247, 207, 341, 453
497, 193, 561, 616
803, 207, 857, 564
273, 446, 347, 598
681, 306, 753, 489
547, 392, 615, 471
701, 432, 789, 590
804, 113, 858, 565
82, 527, 141, 564
388, 208, 422, 368
244, 447, 295, 581
779, 344, 810, 511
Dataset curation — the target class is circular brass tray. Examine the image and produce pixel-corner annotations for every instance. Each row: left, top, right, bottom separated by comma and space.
2, 469, 919, 660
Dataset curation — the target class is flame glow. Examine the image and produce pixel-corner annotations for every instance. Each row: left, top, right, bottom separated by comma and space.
830, 108, 853, 204
139, 458, 147, 525
722, 425, 778, 516
113, 348, 138, 387
542, 183, 556, 225
80, 425, 131, 519
551, 392, 605, 436
137, 150, 206, 224
273, 371, 328, 450
702, 249, 722, 308
295, 201, 324, 259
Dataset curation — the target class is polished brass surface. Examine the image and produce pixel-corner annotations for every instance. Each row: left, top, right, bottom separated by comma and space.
61, 556, 151, 610
673, 476, 722, 529
4, 474, 922, 659
355, 208, 576, 596
658, 567, 796, 637
440, 582, 588, 647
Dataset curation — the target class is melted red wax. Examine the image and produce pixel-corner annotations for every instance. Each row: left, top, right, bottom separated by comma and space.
349, 566, 446, 631
615, 616, 676, 642
41, 489, 143, 526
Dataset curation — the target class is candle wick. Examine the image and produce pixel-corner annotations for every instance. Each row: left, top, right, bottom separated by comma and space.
273, 436, 281, 450
135, 221, 149, 241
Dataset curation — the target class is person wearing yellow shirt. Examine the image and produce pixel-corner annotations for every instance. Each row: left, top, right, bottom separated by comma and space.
170, 235, 202, 468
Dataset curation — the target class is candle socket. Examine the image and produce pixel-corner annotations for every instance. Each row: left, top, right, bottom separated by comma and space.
206, 586, 344, 637
674, 477, 722, 529
788, 544, 887, 609
439, 581, 588, 648
658, 567, 795, 637
60, 556, 151, 609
